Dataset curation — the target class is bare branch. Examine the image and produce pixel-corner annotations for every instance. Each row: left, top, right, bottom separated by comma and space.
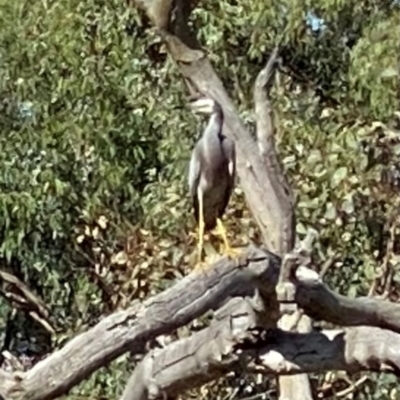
251, 326, 400, 376
0, 249, 273, 400
277, 313, 313, 400
126, 8, 299, 400
1, 248, 400, 399
0, 270, 55, 334
121, 296, 264, 400
120, 299, 400, 400
0, 3, 393, 400
254, 46, 278, 156
253, 47, 295, 254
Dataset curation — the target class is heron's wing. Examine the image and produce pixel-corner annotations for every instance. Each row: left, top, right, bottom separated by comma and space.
188, 143, 202, 199
223, 137, 236, 190
219, 137, 236, 218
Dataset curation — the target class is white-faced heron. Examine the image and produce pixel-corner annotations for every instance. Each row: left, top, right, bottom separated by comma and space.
188, 96, 238, 269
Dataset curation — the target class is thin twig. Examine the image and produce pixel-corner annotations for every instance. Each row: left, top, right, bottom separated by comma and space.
336, 375, 369, 398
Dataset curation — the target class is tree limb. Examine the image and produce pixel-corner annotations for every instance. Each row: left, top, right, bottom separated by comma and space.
2, 248, 400, 399
0, 248, 274, 400
131, 2, 298, 398
0, 270, 55, 334
121, 296, 265, 400
0, 2, 394, 400
254, 47, 295, 254
120, 293, 400, 400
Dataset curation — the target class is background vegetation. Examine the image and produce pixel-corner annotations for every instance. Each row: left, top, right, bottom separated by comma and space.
0, 0, 399, 398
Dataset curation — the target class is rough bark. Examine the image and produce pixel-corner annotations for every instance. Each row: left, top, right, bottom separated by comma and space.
120, 247, 400, 400
3, 248, 400, 400
132, 1, 300, 397
0, 249, 400, 400
253, 45, 311, 400
121, 304, 400, 400
253, 46, 295, 254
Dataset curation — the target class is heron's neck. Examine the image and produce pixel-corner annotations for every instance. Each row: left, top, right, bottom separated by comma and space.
207, 107, 224, 135
203, 110, 224, 160
213, 105, 224, 129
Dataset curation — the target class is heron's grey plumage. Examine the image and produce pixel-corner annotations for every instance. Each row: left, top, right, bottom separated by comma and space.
188, 98, 236, 230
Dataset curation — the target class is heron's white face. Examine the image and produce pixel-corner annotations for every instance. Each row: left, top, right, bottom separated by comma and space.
189, 97, 215, 115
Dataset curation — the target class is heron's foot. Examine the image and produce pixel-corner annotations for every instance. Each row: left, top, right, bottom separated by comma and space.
205, 253, 220, 265
221, 246, 241, 260
193, 260, 210, 271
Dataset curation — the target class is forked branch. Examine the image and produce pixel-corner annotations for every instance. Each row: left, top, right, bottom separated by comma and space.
121, 312, 400, 400
2, 248, 400, 399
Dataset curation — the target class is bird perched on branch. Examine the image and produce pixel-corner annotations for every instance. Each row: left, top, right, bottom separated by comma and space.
188, 96, 238, 269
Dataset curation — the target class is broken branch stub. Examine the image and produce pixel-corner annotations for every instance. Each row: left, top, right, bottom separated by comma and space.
276, 232, 316, 400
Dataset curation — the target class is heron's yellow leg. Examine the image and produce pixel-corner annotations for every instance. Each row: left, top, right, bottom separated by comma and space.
216, 218, 239, 258
194, 192, 208, 270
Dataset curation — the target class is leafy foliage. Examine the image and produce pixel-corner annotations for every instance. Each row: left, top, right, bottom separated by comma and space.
0, 0, 399, 398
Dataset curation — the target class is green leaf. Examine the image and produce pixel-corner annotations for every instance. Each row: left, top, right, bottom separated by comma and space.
331, 167, 348, 188
325, 202, 337, 220
341, 195, 355, 215
380, 67, 398, 78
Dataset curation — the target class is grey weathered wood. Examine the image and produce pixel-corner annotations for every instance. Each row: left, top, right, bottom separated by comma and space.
0, 249, 274, 400
120, 295, 400, 400
254, 326, 400, 375
121, 296, 265, 400
131, 0, 301, 398
277, 250, 313, 400
2, 249, 400, 399
253, 42, 309, 400
253, 46, 295, 254
120, 246, 400, 400
277, 313, 313, 400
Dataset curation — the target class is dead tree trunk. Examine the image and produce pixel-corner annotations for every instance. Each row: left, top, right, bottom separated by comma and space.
130, 0, 310, 398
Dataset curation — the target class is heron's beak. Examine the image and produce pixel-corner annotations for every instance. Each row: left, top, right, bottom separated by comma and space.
188, 98, 215, 115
